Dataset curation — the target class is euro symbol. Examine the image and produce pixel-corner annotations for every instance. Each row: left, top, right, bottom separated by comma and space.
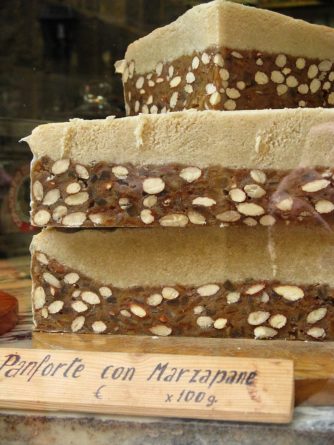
94, 385, 106, 400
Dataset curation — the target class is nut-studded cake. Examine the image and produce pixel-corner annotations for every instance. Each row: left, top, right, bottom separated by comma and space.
27, 108, 334, 229
31, 226, 334, 341
115, 0, 334, 115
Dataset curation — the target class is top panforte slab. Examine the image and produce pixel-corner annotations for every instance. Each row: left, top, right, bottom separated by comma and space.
26, 109, 334, 229
115, 0, 334, 114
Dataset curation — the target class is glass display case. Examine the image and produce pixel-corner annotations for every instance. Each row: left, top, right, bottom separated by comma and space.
0, 118, 43, 257
1, 1, 334, 444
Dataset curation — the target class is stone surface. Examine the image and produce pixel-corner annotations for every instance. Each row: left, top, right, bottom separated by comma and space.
0, 407, 333, 445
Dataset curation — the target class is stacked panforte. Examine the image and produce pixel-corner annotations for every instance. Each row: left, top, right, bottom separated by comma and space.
27, 1, 334, 341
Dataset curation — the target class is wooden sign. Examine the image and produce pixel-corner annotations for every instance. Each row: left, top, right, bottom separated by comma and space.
0, 348, 294, 423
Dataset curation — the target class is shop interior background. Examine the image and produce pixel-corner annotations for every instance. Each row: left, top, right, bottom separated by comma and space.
1, 0, 334, 257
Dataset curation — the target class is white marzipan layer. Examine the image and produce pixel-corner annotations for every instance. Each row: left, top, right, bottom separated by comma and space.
31, 226, 334, 288
123, 0, 334, 74
26, 109, 334, 169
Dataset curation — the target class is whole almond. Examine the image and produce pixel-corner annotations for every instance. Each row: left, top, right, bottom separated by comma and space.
150, 325, 172, 336
179, 167, 201, 183
143, 178, 165, 194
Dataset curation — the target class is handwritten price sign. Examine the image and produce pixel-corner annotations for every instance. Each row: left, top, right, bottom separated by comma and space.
0, 348, 293, 423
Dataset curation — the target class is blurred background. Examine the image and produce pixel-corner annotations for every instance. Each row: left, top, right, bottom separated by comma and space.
1, 0, 334, 257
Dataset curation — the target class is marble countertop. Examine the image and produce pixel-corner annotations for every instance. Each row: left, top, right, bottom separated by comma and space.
0, 407, 333, 445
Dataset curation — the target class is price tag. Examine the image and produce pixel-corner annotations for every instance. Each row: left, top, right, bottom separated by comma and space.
0, 348, 293, 423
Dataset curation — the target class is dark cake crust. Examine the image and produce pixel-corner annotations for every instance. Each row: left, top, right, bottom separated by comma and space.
32, 252, 334, 341
122, 47, 334, 115
31, 156, 334, 228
